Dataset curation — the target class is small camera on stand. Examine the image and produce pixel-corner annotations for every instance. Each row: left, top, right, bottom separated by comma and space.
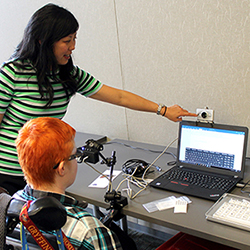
78, 139, 104, 164
78, 138, 128, 226
196, 107, 214, 123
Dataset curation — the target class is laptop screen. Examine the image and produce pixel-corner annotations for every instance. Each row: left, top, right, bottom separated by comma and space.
178, 121, 248, 175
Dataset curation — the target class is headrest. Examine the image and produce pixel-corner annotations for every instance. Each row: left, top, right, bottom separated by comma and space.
7, 198, 25, 217
28, 196, 67, 231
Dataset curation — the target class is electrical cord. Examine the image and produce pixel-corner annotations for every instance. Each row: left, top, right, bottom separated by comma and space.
83, 158, 113, 191
119, 137, 178, 200
106, 141, 177, 159
236, 179, 250, 195
82, 137, 178, 200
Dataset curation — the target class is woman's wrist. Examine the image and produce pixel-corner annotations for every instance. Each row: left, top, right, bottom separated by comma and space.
156, 103, 167, 116
161, 106, 167, 116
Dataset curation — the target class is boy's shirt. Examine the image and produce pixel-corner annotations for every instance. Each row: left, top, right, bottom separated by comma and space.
13, 185, 122, 250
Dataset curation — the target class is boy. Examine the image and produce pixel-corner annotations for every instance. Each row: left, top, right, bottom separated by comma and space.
13, 117, 123, 250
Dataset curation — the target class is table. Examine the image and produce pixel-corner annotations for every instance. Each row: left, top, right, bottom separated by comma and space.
67, 132, 250, 249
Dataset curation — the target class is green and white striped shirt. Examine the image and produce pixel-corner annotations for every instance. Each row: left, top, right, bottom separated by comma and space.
0, 60, 102, 175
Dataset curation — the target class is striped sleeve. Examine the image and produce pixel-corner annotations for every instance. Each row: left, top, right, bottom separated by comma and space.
72, 66, 103, 97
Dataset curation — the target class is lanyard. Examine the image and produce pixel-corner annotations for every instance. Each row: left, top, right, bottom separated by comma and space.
19, 200, 75, 250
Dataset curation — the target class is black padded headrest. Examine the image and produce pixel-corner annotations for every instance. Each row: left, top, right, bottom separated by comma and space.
7, 196, 67, 232
7, 198, 25, 217
28, 196, 67, 231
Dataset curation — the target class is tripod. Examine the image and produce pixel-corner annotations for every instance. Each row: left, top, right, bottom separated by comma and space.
96, 150, 128, 227
78, 139, 128, 230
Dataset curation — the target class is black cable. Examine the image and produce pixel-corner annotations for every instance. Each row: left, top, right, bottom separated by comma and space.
105, 141, 177, 159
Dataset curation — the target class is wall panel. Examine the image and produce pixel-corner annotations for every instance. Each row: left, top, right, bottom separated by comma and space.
1, 0, 250, 155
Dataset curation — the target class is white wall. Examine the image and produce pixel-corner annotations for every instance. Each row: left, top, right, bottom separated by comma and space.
1, 0, 250, 156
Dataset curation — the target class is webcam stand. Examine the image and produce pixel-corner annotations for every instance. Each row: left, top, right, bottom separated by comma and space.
78, 139, 128, 231
94, 150, 128, 231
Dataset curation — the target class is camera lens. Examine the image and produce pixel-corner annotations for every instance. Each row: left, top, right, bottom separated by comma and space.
201, 112, 208, 118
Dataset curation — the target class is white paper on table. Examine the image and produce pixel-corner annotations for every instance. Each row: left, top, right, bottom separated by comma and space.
143, 196, 192, 213
88, 170, 122, 188
174, 199, 188, 213
143, 196, 176, 213
157, 198, 176, 211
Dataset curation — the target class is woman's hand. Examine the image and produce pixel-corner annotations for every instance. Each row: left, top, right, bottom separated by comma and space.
163, 105, 197, 122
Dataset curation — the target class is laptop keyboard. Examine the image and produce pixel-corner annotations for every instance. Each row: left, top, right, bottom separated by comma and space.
185, 148, 235, 169
161, 168, 237, 191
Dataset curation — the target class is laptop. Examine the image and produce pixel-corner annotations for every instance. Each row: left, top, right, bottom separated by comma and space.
150, 120, 249, 201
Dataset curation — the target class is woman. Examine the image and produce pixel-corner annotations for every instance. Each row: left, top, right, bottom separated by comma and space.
0, 3, 196, 194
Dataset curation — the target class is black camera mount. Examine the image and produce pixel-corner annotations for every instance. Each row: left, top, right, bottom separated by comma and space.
78, 138, 128, 227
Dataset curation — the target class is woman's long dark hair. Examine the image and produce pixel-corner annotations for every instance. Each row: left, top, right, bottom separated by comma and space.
9, 3, 79, 107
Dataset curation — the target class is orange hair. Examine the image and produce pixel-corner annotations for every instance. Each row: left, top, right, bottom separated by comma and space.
15, 117, 76, 187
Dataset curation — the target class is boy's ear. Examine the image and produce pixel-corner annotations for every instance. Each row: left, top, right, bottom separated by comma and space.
57, 161, 66, 176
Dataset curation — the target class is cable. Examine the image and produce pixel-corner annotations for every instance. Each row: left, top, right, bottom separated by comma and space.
142, 138, 178, 180
119, 137, 178, 200
106, 141, 177, 159
83, 158, 113, 191
82, 137, 178, 200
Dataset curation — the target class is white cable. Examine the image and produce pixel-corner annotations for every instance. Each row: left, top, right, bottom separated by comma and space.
83, 137, 178, 200
142, 137, 178, 181
83, 159, 112, 190
123, 137, 178, 200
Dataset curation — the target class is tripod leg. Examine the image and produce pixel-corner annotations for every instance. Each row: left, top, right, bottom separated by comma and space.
92, 205, 104, 219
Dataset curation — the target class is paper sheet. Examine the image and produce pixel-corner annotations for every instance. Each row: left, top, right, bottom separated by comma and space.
143, 196, 192, 213
88, 170, 122, 188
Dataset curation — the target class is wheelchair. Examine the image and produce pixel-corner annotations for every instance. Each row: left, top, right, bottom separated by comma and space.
1, 188, 134, 250
0, 141, 136, 250
0, 187, 68, 250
